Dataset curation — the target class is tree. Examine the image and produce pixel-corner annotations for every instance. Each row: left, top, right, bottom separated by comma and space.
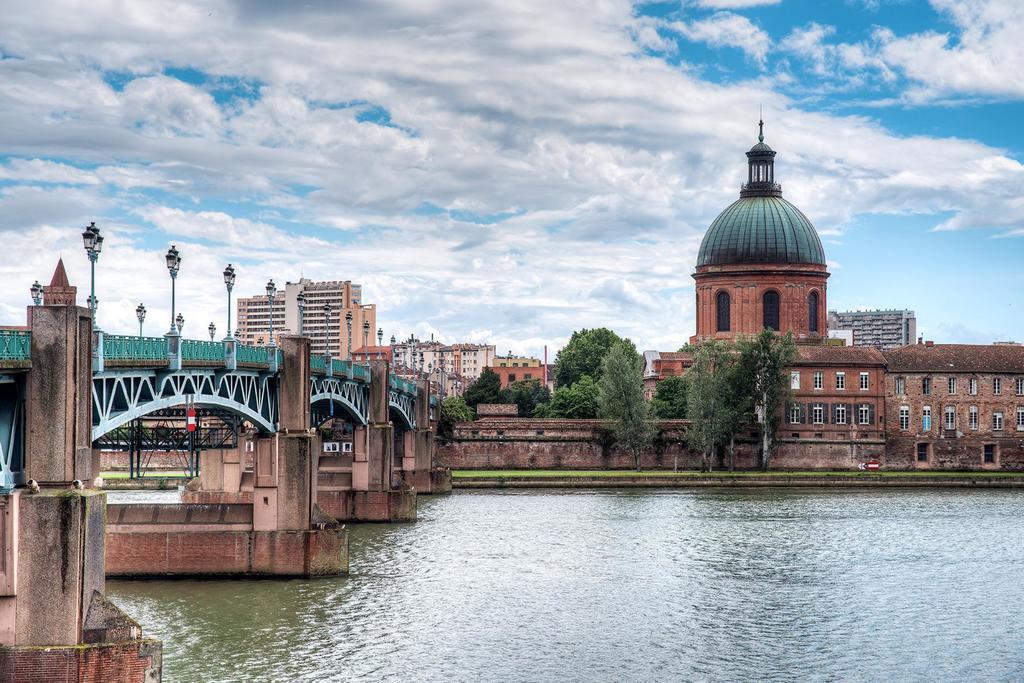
597, 342, 654, 471
737, 329, 798, 471
462, 368, 502, 411
499, 379, 551, 418
438, 395, 474, 441
650, 375, 688, 419
554, 328, 636, 388
685, 340, 734, 472
534, 375, 600, 418
720, 349, 755, 471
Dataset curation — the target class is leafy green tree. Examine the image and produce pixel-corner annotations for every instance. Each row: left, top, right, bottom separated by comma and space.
597, 342, 654, 471
499, 379, 551, 418
438, 395, 474, 441
737, 329, 798, 470
534, 375, 600, 418
650, 375, 689, 419
685, 340, 735, 472
554, 328, 636, 388
462, 368, 502, 411
720, 349, 756, 471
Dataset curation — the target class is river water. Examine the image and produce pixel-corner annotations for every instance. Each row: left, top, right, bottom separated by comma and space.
107, 488, 1024, 682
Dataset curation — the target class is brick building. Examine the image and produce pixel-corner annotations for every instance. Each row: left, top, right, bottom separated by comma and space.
883, 343, 1024, 469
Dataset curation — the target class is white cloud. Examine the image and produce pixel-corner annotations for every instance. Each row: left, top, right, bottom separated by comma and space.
0, 0, 1019, 354
670, 12, 771, 66
692, 0, 781, 8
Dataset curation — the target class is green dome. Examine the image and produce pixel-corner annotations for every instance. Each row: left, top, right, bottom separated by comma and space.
697, 195, 826, 267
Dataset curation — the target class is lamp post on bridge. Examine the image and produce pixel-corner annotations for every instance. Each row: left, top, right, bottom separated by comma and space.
390, 334, 396, 368
223, 264, 235, 339
345, 311, 353, 361
297, 291, 306, 336
377, 328, 383, 361
136, 303, 146, 337
176, 313, 184, 334
165, 245, 181, 334
81, 222, 103, 329
265, 279, 276, 347
323, 302, 333, 366
362, 320, 370, 365
208, 322, 216, 341
30, 281, 43, 306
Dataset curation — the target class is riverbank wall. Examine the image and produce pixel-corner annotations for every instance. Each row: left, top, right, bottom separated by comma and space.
453, 472, 1024, 488
437, 418, 890, 471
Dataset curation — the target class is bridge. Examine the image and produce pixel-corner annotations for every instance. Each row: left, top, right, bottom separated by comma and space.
0, 260, 449, 679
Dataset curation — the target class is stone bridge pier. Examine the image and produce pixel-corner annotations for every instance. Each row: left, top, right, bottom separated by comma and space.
0, 289, 161, 682
397, 379, 451, 495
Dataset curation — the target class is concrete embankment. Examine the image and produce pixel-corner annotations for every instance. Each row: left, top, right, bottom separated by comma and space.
453, 472, 1024, 489
102, 476, 190, 490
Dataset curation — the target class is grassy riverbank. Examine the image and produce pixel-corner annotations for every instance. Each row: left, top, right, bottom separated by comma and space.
451, 469, 1024, 488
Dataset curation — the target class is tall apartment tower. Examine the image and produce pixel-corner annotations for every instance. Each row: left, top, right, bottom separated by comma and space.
236, 278, 376, 357
827, 309, 917, 349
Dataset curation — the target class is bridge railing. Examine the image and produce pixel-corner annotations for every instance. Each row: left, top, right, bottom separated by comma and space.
236, 343, 271, 366
310, 354, 327, 373
0, 329, 31, 361
104, 334, 168, 362
181, 339, 225, 363
329, 359, 371, 382
389, 375, 418, 396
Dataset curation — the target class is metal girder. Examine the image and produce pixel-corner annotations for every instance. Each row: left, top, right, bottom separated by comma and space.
310, 375, 369, 425
92, 368, 277, 441
0, 376, 25, 491
389, 389, 416, 429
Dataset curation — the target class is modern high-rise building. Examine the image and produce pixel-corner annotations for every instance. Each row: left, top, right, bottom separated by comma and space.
235, 278, 376, 357
827, 309, 917, 350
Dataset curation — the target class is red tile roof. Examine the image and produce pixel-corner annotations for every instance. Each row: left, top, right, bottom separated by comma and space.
794, 345, 887, 366
883, 344, 1024, 373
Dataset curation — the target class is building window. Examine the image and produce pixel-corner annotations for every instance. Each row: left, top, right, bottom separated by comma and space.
813, 371, 823, 390
835, 372, 845, 390
812, 404, 824, 424
791, 371, 800, 390
895, 377, 905, 395
860, 372, 869, 390
969, 378, 977, 395
808, 291, 819, 333
1018, 378, 1024, 396
859, 404, 870, 425
790, 404, 800, 424
899, 406, 910, 430
716, 290, 731, 332
993, 411, 1003, 431
994, 378, 1002, 395
917, 443, 929, 463
944, 406, 956, 431
984, 444, 996, 464
948, 377, 956, 395
922, 405, 932, 432
969, 406, 978, 430
1018, 406, 1024, 430
835, 404, 847, 424
508, 373, 516, 382
763, 291, 780, 331
922, 377, 931, 395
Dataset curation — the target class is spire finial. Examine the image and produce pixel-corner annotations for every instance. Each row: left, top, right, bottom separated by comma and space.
758, 105, 764, 143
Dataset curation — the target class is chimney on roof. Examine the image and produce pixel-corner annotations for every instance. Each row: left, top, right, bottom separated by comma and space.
925, 340, 934, 347
917, 336, 923, 345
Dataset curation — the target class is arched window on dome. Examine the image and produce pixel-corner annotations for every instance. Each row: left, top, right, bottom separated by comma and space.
716, 291, 731, 332
763, 291, 780, 331
808, 291, 819, 333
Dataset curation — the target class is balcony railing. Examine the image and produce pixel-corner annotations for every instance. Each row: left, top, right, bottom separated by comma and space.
0, 330, 31, 361
104, 334, 168, 362
181, 339, 225, 363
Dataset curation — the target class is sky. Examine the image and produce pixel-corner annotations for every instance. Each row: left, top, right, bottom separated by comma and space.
0, 0, 1021, 356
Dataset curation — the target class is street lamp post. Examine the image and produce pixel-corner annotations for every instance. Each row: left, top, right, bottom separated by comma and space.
81, 222, 103, 328
377, 328, 383, 360
323, 302, 333, 362
136, 303, 146, 337
390, 334, 396, 368
223, 264, 236, 339
165, 245, 181, 333
297, 291, 306, 336
265, 279, 276, 345
362, 320, 370, 363
345, 311, 353, 360
30, 281, 43, 306
208, 322, 216, 341
176, 313, 184, 334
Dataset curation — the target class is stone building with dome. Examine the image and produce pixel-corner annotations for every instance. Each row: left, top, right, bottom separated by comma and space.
693, 122, 828, 343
